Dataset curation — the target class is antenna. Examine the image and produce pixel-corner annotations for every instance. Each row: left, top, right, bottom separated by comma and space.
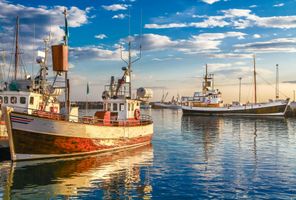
14, 16, 19, 80
63, 8, 69, 46
238, 77, 242, 102
275, 64, 279, 99
118, 9, 142, 99
253, 54, 257, 104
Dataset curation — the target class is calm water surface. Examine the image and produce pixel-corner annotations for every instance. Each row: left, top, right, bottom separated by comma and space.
1, 109, 296, 199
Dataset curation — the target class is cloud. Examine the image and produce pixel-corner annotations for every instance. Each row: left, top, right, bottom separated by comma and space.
273, 3, 284, 7
201, 0, 220, 4
152, 57, 183, 62
249, 5, 257, 8
127, 32, 246, 54
0, 0, 92, 78
102, 4, 128, 11
94, 34, 107, 39
145, 23, 187, 29
253, 34, 261, 39
0, 1, 91, 48
145, 8, 296, 30
112, 14, 128, 19
234, 37, 296, 53
207, 53, 253, 59
70, 46, 121, 61
206, 62, 272, 78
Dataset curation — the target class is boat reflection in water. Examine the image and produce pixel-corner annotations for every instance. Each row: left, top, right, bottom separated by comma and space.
1, 144, 153, 199
181, 116, 290, 193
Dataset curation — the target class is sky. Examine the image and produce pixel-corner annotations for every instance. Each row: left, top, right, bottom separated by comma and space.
1, 0, 296, 103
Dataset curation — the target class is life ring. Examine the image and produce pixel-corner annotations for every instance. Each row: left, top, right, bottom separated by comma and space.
134, 109, 141, 120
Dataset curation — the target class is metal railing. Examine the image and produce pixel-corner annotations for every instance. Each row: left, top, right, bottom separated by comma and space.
8, 106, 153, 127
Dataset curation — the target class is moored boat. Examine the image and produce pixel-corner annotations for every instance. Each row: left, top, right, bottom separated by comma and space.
182, 58, 290, 116
5, 11, 153, 161
0, 17, 63, 153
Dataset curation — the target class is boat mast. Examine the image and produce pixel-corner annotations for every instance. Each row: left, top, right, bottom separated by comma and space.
238, 77, 242, 102
63, 9, 70, 117
253, 55, 257, 104
276, 64, 279, 99
14, 16, 19, 80
128, 42, 132, 98
203, 64, 208, 94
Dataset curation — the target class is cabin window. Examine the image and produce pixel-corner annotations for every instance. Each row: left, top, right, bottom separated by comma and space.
30, 97, 34, 105
4, 96, 8, 104
128, 103, 131, 111
11, 96, 17, 104
131, 103, 134, 111
0, 96, 2, 103
20, 97, 26, 104
107, 103, 111, 111
113, 103, 118, 111
120, 103, 124, 111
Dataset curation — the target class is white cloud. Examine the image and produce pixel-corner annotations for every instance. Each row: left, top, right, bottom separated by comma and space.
112, 14, 128, 19
0, 0, 92, 73
145, 23, 187, 29
145, 8, 296, 30
102, 4, 128, 11
127, 32, 246, 54
249, 5, 257, 8
253, 34, 261, 39
201, 0, 220, 4
273, 3, 284, 7
70, 46, 121, 61
94, 34, 107, 39
234, 37, 296, 53
207, 53, 253, 59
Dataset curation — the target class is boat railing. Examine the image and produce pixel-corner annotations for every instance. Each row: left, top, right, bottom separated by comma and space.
8, 106, 153, 127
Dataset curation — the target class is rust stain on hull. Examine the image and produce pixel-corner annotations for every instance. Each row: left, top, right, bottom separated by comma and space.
12, 129, 152, 155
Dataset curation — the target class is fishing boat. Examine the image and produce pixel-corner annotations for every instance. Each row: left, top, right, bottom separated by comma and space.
0, 17, 63, 153
182, 56, 290, 116
152, 93, 181, 109
4, 11, 153, 161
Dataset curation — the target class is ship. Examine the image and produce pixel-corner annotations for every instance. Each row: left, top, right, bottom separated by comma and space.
4, 10, 153, 161
182, 56, 290, 116
0, 16, 65, 154
152, 93, 181, 109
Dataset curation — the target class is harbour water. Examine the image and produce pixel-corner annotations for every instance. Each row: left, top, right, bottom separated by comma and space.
1, 109, 296, 199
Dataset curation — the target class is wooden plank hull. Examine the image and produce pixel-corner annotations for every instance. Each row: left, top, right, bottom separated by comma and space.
182, 101, 289, 116
7, 111, 153, 161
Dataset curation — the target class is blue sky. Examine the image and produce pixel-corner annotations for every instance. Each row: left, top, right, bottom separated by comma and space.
1, 0, 296, 102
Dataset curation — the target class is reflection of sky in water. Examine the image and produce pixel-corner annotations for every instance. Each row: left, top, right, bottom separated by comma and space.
1, 109, 296, 199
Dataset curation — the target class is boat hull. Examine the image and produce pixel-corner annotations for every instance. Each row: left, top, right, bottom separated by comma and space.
152, 102, 181, 109
7, 111, 153, 161
182, 101, 289, 116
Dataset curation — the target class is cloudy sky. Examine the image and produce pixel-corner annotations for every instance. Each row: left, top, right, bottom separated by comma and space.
1, 0, 296, 102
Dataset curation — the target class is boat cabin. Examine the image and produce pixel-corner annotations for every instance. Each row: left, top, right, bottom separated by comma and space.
0, 91, 60, 114
101, 99, 141, 121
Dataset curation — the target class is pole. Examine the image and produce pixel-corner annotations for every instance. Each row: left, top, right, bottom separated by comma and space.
128, 42, 132, 99
253, 55, 257, 104
239, 77, 242, 103
204, 64, 208, 94
293, 90, 295, 102
66, 76, 70, 119
276, 64, 279, 99
14, 16, 19, 80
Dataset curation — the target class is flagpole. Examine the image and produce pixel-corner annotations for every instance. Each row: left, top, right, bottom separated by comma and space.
86, 82, 89, 115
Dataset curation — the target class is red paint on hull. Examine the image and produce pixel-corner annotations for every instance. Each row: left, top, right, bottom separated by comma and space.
12, 129, 152, 155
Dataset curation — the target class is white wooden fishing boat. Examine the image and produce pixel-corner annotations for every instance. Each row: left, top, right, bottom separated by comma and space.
182, 58, 290, 116
5, 11, 153, 161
